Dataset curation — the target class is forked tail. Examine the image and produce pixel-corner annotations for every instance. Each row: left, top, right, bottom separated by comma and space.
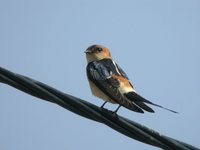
124, 92, 178, 113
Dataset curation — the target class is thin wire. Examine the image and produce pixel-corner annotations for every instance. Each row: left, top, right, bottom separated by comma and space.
0, 66, 199, 150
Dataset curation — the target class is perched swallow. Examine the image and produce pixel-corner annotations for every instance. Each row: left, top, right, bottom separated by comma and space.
85, 45, 177, 113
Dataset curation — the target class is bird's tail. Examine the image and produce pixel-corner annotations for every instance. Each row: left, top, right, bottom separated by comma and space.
124, 92, 178, 113
113, 91, 145, 113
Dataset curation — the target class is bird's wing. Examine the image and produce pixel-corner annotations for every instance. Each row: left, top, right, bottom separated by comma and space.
87, 61, 144, 113
98, 59, 130, 79
112, 61, 156, 112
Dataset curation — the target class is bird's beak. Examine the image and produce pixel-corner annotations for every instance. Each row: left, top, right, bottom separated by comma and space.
84, 49, 91, 54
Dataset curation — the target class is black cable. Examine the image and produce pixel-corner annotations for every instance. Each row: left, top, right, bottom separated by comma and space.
0, 66, 199, 150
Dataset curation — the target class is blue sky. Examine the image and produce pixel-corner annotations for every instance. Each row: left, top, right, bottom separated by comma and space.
0, 0, 200, 149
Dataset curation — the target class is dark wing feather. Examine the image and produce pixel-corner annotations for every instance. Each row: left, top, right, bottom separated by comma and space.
115, 63, 129, 80
87, 61, 144, 113
97, 59, 128, 78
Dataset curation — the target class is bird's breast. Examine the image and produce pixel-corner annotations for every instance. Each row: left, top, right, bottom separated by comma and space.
88, 79, 116, 104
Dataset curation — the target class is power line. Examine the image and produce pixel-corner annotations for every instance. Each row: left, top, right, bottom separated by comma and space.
0, 66, 199, 150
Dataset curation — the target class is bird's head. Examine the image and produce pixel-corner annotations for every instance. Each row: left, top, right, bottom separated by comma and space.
85, 45, 111, 62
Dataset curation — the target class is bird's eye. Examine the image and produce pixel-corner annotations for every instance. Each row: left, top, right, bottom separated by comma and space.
96, 47, 102, 52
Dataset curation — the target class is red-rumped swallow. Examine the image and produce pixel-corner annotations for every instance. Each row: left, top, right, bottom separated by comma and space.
85, 45, 177, 113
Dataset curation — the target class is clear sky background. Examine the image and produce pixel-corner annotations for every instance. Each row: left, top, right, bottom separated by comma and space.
0, 0, 200, 150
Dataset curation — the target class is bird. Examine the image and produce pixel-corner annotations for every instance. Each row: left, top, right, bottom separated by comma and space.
85, 44, 177, 114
